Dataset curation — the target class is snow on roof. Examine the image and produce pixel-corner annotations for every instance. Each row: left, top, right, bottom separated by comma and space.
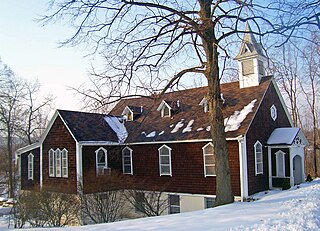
171, 120, 184, 133
104, 116, 128, 143
267, 127, 300, 145
146, 131, 156, 138
224, 99, 257, 132
182, 119, 194, 133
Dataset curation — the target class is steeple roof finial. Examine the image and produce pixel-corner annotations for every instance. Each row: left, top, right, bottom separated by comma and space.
235, 22, 265, 60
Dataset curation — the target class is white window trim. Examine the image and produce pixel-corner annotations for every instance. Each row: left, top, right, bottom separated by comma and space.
158, 144, 172, 176
203, 142, 216, 177
275, 150, 286, 177
95, 147, 109, 175
254, 141, 263, 175
28, 153, 34, 180
270, 104, 277, 121
49, 149, 55, 177
122, 146, 133, 175
48, 148, 68, 178
62, 148, 68, 178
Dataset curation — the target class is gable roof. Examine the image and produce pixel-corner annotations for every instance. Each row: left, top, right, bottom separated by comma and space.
110, 76, 273, 143
57, 110, 119, 142
267, 128, 308, 146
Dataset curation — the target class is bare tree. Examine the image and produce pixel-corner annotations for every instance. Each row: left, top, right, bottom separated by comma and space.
0, 62, 26, 198
41, 0, 320, 206
299, 33, 320, 176
125, 188, 170, 217
271, 43, 303, 127
0, 59, 54, 198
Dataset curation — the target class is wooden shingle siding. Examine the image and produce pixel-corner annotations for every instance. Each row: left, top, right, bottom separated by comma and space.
21, 147, 40, 191
42, 116, 77, 193
82, 142, 241, 196
246, 83, 291, 195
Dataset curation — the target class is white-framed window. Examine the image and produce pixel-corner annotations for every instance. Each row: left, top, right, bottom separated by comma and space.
55, 148, 62, 177
62, 149, 68, 178
157, 101, 172, 118
254, 141, 263, 175
49, 149, 55, 177
27, 153, 34, 180
205, 197, 215, 209
122, 147, 133, 175
199, 97, 209, 113
169, 195, 180, 214
270, 104, 277, 121
275, 150, 286, 177
96, 147, 109, 176
48, 148, 68, 178
203, 143, 215, 177
158, 145, 172, 176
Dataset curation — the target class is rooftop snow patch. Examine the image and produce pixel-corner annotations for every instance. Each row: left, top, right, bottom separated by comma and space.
104, 116, 128, 143
171, 120, 184, 133
267, 127, 300, 145
146, 131, 156, 138
182, 119, 194, 133
224, 99, 257, 132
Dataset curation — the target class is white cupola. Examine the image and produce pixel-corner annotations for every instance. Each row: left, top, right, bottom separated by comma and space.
235, 23, 268, 88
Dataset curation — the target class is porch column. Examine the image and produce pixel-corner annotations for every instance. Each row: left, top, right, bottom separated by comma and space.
289, 148, 294, 186
268, 147, 272, 189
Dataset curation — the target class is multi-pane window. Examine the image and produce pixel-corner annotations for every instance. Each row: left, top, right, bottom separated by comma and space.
276, 150, 285, 177
205, 197, 215, 209
96, 147, 109, 176
254, 141, 263, 175
169, 195, 180, 214
122, 147, 133, 174
62, 149, 68, 178
203, 143, 215, 176
55, 149, 62, 177
158, 145, 172, 176
48, 148, 68, 178
27, 153, 34, 180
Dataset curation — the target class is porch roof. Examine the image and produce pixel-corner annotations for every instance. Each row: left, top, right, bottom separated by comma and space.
267, 127, 303, 145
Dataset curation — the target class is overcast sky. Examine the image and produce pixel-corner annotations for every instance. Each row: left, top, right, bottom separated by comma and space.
0, 1, 90, 111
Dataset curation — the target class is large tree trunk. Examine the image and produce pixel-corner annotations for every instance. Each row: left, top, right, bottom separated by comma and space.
207, 44, 234, 206
199, 0, 233, 206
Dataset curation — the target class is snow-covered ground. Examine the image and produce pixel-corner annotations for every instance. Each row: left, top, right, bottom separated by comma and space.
0, 179, 319, 230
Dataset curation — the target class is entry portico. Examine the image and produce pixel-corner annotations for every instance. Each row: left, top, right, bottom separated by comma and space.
267, 128, 308, 188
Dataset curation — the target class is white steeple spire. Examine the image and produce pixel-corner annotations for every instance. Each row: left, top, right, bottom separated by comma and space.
235, 23, 268, 88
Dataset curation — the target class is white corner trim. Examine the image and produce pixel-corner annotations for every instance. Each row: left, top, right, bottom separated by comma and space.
76, 142, 83, 193
40, 144, 43, 189
238, 136, 248, 200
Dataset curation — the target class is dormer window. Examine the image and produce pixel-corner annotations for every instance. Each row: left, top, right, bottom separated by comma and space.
199, 97, 209, 113
122, 106, 143, 121
157, 100, 172, 118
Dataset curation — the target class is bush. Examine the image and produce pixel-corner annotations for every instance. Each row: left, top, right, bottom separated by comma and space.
11, 190, 81, 228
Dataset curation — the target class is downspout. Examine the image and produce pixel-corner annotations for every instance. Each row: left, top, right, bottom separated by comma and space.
238, 135, 248, 201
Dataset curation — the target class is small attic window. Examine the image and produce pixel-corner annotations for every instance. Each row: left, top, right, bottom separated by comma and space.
270, 104, 277, 121
157, 100, 172, 118
199, 97, 209, 113
122, 106, 143, 121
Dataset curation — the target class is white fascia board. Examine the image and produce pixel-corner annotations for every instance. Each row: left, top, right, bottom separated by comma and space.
15, 142, 41, 156
156, 100, 172, 111
271, 79, 294, 127
78, 136, 243, 146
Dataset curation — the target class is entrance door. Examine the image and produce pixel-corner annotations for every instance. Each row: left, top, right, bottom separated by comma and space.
293, 155, 303, 184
